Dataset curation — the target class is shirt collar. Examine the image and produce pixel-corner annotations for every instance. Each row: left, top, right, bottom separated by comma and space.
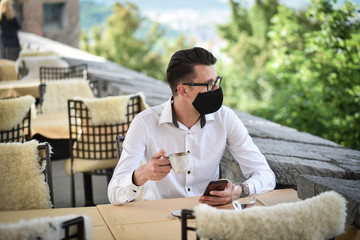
159, 97, 213, 129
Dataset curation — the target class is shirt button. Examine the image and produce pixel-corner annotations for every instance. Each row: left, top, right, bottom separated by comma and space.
187, 188, 190, 192
187, 171, 191, 174
187, 151, 190, 153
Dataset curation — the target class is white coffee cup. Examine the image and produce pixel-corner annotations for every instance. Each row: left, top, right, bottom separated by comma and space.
168, 152, 190, 173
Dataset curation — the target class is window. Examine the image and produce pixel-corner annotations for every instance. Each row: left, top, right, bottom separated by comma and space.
43, 3, 65, 30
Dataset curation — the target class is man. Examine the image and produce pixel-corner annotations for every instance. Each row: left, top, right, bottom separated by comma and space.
108, 47, 275, 205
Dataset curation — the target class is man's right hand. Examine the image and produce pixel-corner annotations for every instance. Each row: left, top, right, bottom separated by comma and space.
133, 150, 171, 186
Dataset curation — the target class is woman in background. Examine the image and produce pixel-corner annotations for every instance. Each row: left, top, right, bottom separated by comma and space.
0, 0, 20, 60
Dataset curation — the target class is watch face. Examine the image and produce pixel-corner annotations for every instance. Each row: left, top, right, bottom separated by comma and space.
244, 185, 250, 197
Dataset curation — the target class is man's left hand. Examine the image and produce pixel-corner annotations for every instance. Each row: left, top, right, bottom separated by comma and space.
198, 179, 233, 206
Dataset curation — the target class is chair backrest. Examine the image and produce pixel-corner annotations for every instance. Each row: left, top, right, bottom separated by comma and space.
184, 191, 347, 240
0, 140, 53, 210
181, 209, 199, 240
68, 95, 142, 160
116, 135, 125, 160
0, 108, 31, 143
0, 215, 88, 240
0, 96, 33, 143
38, 64, 98, 112
40, 64, 88, 82
38, 142, 54, 206
61, 216, 85, 240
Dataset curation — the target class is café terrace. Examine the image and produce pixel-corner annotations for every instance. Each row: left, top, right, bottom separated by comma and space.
0, 31, 359, 240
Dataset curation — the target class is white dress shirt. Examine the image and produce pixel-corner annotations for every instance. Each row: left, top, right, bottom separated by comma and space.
108, 98, 275, 205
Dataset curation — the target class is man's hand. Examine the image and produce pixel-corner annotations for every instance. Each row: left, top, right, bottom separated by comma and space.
198, 179, 233, 206
133, 150, 171, 186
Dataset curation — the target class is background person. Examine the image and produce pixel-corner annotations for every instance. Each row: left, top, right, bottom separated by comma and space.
108, 47, 276, 206
0, 0, 20, 60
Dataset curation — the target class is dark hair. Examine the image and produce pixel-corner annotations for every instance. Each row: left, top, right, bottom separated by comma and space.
166, 47, 217, 95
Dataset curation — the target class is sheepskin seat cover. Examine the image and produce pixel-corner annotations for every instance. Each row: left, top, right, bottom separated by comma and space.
194, 191, 346, 240
0, 214, 92, 240
75, 92, 148, 125
42, 79, 94, 114
0, 140, 52, 211
0, 95, 35, 131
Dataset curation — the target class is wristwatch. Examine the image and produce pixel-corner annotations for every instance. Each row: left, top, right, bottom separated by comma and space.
239, 183, 250, 198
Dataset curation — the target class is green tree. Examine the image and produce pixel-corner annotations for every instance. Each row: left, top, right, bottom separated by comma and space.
261, 0, 360, 149
81, 1, 166, 80
217, 0, 279, 111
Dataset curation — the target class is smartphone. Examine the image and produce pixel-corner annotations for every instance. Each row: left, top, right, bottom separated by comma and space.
203, 179, 229, 196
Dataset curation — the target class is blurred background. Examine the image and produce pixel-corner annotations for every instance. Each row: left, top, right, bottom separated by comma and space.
14, 0, 360, 150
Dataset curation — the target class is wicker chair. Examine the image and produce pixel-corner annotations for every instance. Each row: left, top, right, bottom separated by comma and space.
67, 95, 143, 207
38, 64, 97, 112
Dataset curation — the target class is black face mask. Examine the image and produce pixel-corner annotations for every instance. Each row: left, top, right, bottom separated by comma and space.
192, 87, 223, 115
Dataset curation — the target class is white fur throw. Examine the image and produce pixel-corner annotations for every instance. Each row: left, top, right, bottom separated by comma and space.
42, 79, 94, 114
0, 95, 35, 131
194, 191, 346, 240
0, 140, 52, 211
0, 214, 92, 240
16, 55, 69, 81
75, 92, 148, 125
19, 50, 60, 58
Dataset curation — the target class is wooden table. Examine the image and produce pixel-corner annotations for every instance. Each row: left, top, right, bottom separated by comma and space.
0, 80, 39, 98
97, 189, 300, 240
31, 112, 69, 139
0, 207, 114, 239
0, 189, 357, 239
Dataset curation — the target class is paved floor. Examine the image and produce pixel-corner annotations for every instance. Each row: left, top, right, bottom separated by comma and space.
52, 159, 110, 208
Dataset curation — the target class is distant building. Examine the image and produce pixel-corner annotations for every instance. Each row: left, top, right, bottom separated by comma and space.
13, 0, 79, 48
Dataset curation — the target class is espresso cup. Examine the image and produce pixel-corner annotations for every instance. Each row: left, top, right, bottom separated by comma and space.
168, 152, 190, 173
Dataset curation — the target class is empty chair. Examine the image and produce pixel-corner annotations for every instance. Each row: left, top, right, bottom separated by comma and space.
181, 191, 347, 240
38, 64, 96, 114
0, 140, 53, 210
66, 94, 145, 207
0, 95, 34, 143
16, 50, 69, 80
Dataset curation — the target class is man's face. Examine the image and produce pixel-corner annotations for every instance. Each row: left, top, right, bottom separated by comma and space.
188, 65, 218, 102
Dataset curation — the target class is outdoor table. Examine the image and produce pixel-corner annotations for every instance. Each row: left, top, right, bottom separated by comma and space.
31, 112, 69, 139
0, 189, 357, 239
30, 111, 70, 160
0, 80, 39, 99
96, 189, 299, 240
0, 206, 114, 239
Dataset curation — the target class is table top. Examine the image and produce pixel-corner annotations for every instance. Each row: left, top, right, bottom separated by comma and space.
0, 207, 114, 240
0, 189, 357, 240
97, 189, 299, 240
31, 111, 69, 139
0, 80, 39, 98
